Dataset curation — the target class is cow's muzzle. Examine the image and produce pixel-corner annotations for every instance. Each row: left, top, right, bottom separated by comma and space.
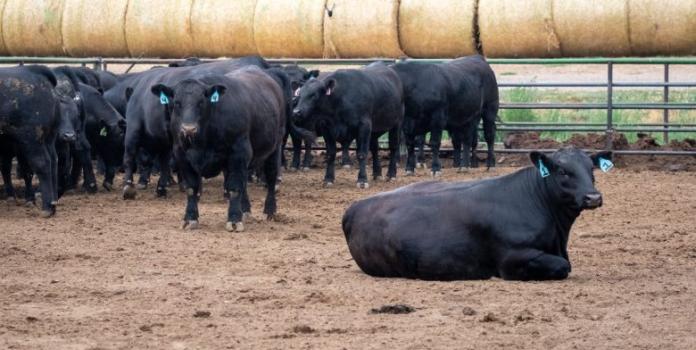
582, 193, 603, 209
180, 123, 198, 138
60, 132, 76, 142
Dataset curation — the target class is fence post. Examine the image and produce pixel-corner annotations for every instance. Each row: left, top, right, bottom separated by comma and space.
605, 62, 614, 150
663, 63, 670, 144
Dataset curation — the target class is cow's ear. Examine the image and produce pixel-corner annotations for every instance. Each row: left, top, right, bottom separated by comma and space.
291, 81, 302, 95
125, 87, 134, 102
205, 85, 227, 104
325, 79, 336, 96
530, 151, 555, 178
306, 70, 320, 79
151, 84, 174, 105
591, 151, 614, 172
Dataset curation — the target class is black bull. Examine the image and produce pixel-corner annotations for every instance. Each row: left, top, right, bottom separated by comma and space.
343, 147, 613, 281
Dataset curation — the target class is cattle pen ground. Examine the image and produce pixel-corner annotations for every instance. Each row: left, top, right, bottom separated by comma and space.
1, 164, 695, 349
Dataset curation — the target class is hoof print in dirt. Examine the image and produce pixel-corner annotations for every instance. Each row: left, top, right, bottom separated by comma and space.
193, 310, 211, 318
462, 307, 477, 316
370, 304, 415, 315
292, 325, 316, 334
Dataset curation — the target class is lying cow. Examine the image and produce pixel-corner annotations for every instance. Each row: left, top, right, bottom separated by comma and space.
151, 66, 285, 232
342, 147, 613, 281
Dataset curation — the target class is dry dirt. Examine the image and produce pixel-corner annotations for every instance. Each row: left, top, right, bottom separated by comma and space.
1, 163, 696, 349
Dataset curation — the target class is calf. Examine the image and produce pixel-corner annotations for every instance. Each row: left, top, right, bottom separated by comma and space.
152, 67, 285, 232
0, 66, 61, 217
391, 55, 499, 176
292, 63, 404, 188
343, 147, 613, 281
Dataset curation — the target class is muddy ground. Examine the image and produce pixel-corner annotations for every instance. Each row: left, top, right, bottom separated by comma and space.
1, 163, 695, 349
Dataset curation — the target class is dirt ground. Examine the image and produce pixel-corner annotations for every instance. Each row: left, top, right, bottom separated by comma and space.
1, 160, 695, 350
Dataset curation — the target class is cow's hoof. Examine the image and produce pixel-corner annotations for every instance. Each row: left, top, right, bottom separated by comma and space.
102, 181, 114, 192
275, 184, 281, 193
405, 170, 415, 177
289, 167, 299, 173
84, 182, 98, 194
225, 221, 244, 232
24, 200, 35, 208
457, 167, 470, 173
136, 183, 148, 190
123, 185, 137, 200
357, 182, 370, 189
301, 167, 311, 172
431, 171, 442, 178
342, 164, 352, 170
156, 187, 167, 198
387, 177, 397, 182
242, 212, 251, 221
373, 176, 384, 181
181, 220, 199, 230
416, 162, 424, 169
40, 208, 55, 218
223, 191, 230, 200
277, 176, 283, 183
323, 181, 334, 188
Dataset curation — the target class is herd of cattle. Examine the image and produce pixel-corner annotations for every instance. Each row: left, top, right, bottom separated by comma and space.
0, 54, 615, 280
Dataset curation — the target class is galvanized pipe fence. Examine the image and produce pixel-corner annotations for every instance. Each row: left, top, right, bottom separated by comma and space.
2, 56, 696, 156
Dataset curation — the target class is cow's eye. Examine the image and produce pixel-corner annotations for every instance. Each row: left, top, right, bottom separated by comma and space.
558, 168, 568, 176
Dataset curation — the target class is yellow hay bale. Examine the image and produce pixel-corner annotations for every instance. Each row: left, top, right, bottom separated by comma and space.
125, 0, 194, 58
254, 0, 326, 58
629, 0, 696, 56
553, 0, 631, 57
398, 0, 477, 58
191, 0, 258, 58
479, 0, 560, 58
323, 0, 404, 58
2, 0, 66, 56
61, 0, 129, 57
0, 0, 7, 55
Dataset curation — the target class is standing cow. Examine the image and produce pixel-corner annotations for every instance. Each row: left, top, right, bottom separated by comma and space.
343, 147, 613, 281
152, 67, 285, 232
292, 63, 404, 188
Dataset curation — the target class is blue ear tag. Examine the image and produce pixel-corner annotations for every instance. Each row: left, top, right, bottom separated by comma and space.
99, 127, 108, 137
159, 92, 169, 105
210, 90, 219, 104
599, 157, 614, 173
539, 159, 550, 178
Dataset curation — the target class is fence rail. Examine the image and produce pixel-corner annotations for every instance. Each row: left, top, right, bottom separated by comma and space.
1, 56, 695, 156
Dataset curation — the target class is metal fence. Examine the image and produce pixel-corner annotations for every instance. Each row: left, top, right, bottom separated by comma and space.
2, 56, 696, 156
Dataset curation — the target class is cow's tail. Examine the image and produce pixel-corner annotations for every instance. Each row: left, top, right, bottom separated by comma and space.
288, 119, 317, 145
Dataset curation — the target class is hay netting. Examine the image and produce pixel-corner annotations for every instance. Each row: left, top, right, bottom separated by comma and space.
2, 0, 66, 56
398, 0, 477, 58
553, 0, 631, 57
62, 0, 129, 57
191, 0, 257, 58
0, 0, 7, 55
478, 0, 560, 58
323, 0, 404, 58
125, 0, 194, 58
629, 0, 696, 56
254, 0, 326, 58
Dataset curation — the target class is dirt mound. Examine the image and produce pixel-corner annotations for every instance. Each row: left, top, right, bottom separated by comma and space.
632, 133, 661, 150
565, 133, 630, 150
503, 132, 560, 149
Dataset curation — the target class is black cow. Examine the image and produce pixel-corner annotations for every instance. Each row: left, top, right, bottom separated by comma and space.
292, 63, 404, 188
343, 147, 613, 281
152, 66, 285, 231
0, 66, 61, 217
391, 55, 499, 176
122, 57, 270, 199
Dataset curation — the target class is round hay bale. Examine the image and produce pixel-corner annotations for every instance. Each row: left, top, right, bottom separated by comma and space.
61, 0, 129, 57
2, 0, 66, 56
254, 0, 326, 58
478, 0, 560, 58
125, 0, 194, 58
628, 0, 696, 56
398, 0, 477, 58
553, 0, 631, 57
191, 0, 257, 58
0, 0, 8, 55
323, 0, 404, 58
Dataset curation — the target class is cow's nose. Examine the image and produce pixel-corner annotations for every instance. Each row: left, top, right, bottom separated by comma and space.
180, 123, 198, 136
292, 108, 303, 118
583, 193, 603, 209
62, 132, 76, 141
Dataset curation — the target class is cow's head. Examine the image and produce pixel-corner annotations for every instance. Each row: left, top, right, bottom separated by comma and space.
292, 77, 335, 123
57, 94, 82, 143
151, 79, 226, 142
531, 147, 613, 211
79, 83, 126, 142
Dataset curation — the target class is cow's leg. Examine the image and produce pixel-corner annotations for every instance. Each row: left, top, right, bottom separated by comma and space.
370, 135, 382, 181
225, 141, 251, 232
387, 126, 400, 181
155, 151, 172, 198
289, 132, 302, 171
470, 126, 480, 168
482, 108, 497, 169
21, 142, 57, 217
55, 142, 71, 197
1, 155, 16, 200
451, 130, 463, 170
341, 140, 353, 169
498, 249, 571, 281
356, 124, 371, 188
281, 131, 289, 169
17, 156, 35, 204
68, 148, 81, 190
429, 128, 443, 177
323, 133, 337, 187
301, 139, 313, 171
416, 134, 426, 169
262, 150, 280, 220
176, 154, 201, 230
122, 126, 141, 199
78, 141, 98, 194
404, 133, 417, 175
